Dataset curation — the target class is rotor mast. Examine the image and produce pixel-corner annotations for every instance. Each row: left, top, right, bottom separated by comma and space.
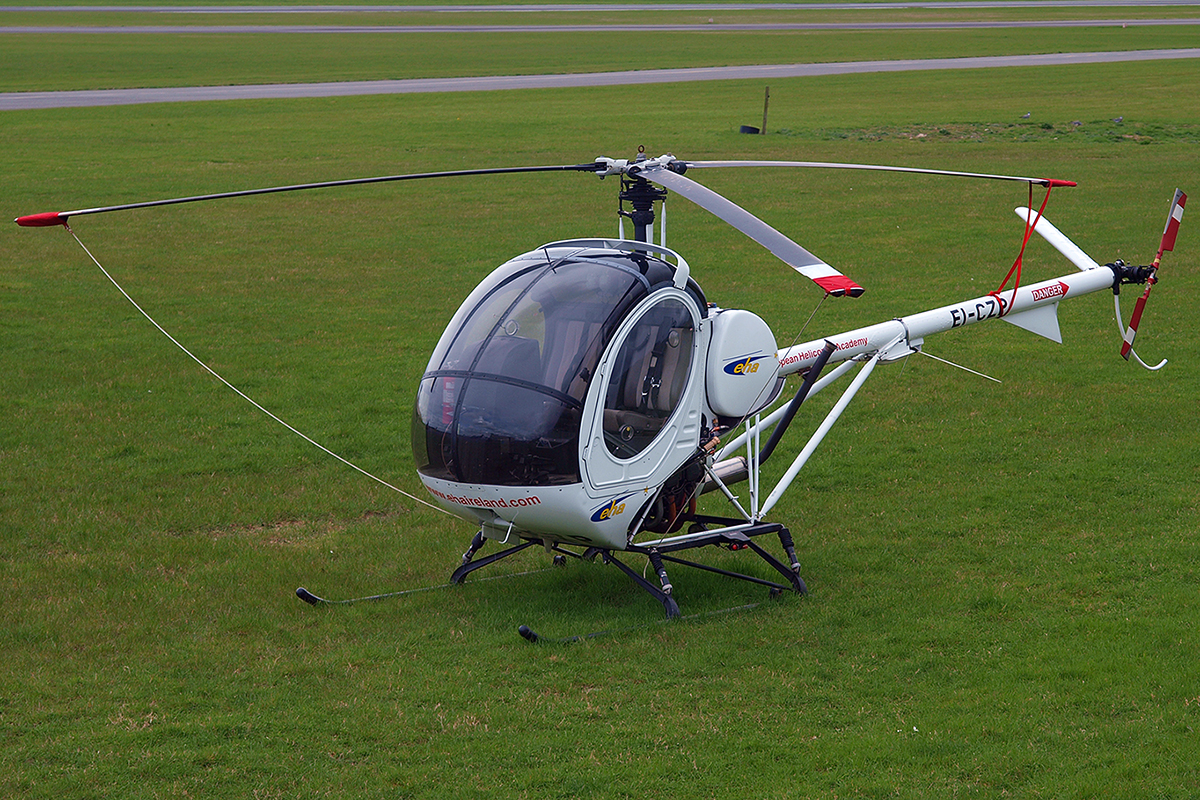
618, 176, 668, 244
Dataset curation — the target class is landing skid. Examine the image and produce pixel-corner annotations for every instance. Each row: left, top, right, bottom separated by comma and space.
450, 517, 807, 618
450, 532, 537, 585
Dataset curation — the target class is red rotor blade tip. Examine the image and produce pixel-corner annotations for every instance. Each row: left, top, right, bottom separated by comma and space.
16, 212, 67, 227
813, 275, 865, 298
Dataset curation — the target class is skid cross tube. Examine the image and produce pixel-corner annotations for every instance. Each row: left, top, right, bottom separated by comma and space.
450, 538, 538, 584
655, 547, 803, 595
631, 518, 809, 595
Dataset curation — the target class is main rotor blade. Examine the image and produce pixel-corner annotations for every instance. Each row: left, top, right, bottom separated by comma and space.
638, 163, 863, 297
683, 160, 1076, 188
16, 162, 603, 227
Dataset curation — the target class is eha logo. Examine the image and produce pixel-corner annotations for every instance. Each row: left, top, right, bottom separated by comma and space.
723, 353, 769, 376
591, 495, 631, 523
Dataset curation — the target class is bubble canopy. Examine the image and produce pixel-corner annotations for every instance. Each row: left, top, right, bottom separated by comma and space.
412, 244, 686, 487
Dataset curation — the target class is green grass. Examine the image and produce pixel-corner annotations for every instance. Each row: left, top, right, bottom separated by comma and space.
5, 5, 1200, 25
4, 25, 1200, 92
3, 23, 1200, 800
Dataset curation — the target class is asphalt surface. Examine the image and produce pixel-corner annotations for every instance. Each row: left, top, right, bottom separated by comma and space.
3, 19, 1199, 33
4, 2, 1200, 10
3, 48, 1199, 111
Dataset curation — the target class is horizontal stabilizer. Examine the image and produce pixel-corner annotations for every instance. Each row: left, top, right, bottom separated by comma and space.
1002, 303, 1062, 343
1014, 207, 1100, 272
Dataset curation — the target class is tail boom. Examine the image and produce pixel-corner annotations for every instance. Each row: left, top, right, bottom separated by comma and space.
776, 265, 1118, 377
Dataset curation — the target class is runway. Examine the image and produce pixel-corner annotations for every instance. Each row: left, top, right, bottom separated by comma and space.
3, 19, 1199, 33
4, 1, 1200, 10
2, 48, 1199, 111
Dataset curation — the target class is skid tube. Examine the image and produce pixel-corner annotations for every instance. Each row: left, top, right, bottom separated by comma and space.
630, 516, 808, 598
450, 516, 807, 618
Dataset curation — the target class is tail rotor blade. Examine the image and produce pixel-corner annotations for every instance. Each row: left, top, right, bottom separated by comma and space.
1159, 188, 1187, 254
1120, 189, 1186, 366
1120, 292, 1151, 360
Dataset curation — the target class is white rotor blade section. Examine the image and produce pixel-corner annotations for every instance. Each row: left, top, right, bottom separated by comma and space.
640, 164, 864, 297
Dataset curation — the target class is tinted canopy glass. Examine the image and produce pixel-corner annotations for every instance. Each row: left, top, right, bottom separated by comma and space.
413, 247, 662, 486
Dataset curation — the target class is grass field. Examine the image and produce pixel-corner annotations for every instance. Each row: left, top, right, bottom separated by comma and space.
5, 25, 1200, 92
3, 8, 1199, 798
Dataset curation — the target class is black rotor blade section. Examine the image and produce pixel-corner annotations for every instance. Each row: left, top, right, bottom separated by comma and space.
16, 162, 605, 226
682, 159, 1074, 188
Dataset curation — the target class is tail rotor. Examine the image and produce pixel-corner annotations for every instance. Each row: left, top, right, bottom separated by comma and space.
1117, 189, 1186, 370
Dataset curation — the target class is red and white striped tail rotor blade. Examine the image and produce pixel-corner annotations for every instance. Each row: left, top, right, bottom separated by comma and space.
1121, 189, 1186, 366
1160, 188, 1187, 253
1120, 293, 1150, 359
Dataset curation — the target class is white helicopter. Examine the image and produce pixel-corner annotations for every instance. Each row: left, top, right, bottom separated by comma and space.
17, 150, 1186, 622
